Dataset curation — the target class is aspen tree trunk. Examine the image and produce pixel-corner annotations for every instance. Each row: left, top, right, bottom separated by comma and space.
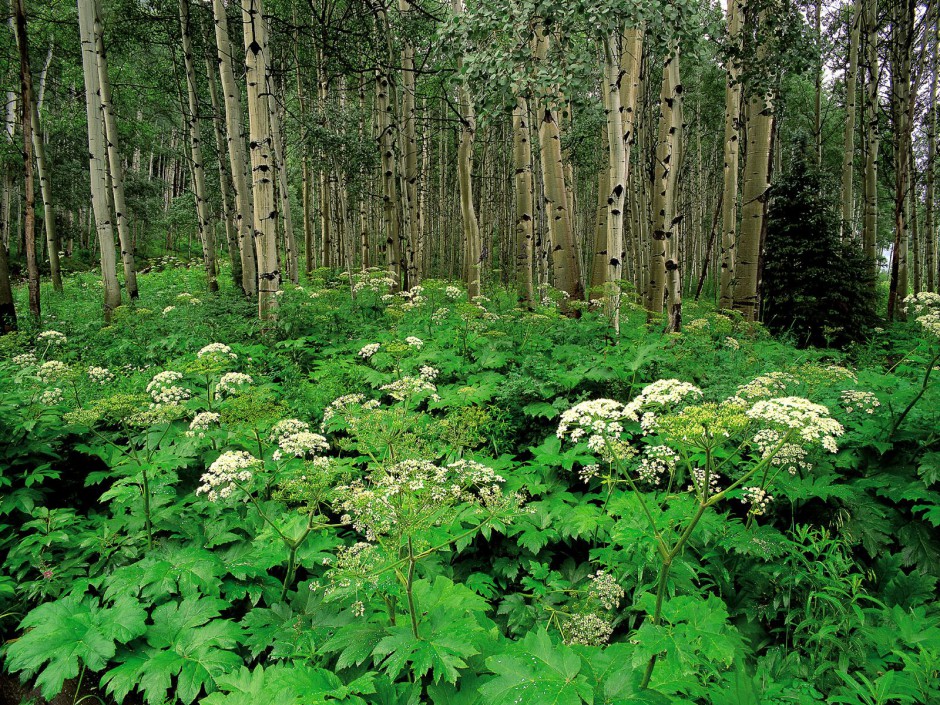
375, 65, 402, 287
77, 0, 121, 319
619, 26, 643, 289
241, 0, 280, 318
840, 0, 862, 239
862, 0, 880, 285
814, 0, 823, 164
589, 156, 609, 293
648, 49, 682, 319
399, 0, 421, 283
719, 0, 744, 309
212, 0, 256, 295
31, 92, 60, 293
534, 27, 583, 301
179, 0, 218, 292
358, 82, 370, 270
513, 96, 534, 306
270, 82, 297, 283
887, 0, 915, 321
293, 15, 313, 275
93, 0, 137, 298
452, 0, 481, 297
14, 0, 38, 318
927, 16, 938, 292
317, 54, 332, 270
603, 33, 627, 332
734, 17, 774, 322
204, 50, 242, 289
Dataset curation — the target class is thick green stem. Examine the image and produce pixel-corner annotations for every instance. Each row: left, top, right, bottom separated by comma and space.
406, 538, 420, 639
140, 465, 153, 550
891, 348, 940, 437
280, 545, 297, 603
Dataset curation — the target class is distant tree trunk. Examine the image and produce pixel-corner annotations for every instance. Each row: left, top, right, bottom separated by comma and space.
14, 0, 38, 319
927, 15, 938, 292
603, 33, 627, 332
733, 14, 774, 322
840, 0, 862, 239
77, 0, 122, 319
719, 0, 744, 309
374, 61, 402, 287
862, 0, 880, 287
204, 49, 243, 289
212, 0, 256, 295
269, 81, 297, 283
241, 0, 280, 318
317, 53, 332, 270
513, 96, 534, 307
399, 0, 421, 284
32, 43, 61, 293
179, 0, 218, 292
93, 0, 137, 299
452, 0, 481, 297
887, 0, 915, 320
648, 48, 682, 322
534, 27, 583, 302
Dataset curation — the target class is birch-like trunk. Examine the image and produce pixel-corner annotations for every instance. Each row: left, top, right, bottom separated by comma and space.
840, 0, 862, 239
179, 0, 218, 292
534, 28, 582, 302
212, 0, 256, 295
926, 16, 937, 292
270, 81, 297, 283
862, 0, 880, 286
603, 33, 627, 332
14, 0, 38, 318
77, 0, 121, 319
93, 0, 137, 299
204, 49, 242, 289
648, 49, 682, 318
32, 43, 61, 293
241, 0, 280, 317
399, 0, 420, 284
719, 0, 744, 309
513, 96, 534, 307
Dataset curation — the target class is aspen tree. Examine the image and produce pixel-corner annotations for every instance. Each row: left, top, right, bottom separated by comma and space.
93, 0, 137, 299
648, 48, 682, 320
513, 96, 535, 307
602, 33, 627, 332
212, 0, 256, 295
534, 26, 583, 302
452, 0, 482, 297
399, 0, 421, 283
14, 0, 38, 318
719, 0, 744, 310
179, 0, 218, 292
269, 81, 297, 283
840, 0, 862, 239
77, 0, 121, 319
927, 15, 937, 292
862, 0, 879, 285
32, 44, 61, 293
242, 0, 280, 318
204, 49, 243, 288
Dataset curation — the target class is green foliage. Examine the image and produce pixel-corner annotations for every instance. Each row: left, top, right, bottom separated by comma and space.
1, 268, 939, 705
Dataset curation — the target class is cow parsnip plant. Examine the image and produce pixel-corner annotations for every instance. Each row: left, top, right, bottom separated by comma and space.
0, 267, 938, 705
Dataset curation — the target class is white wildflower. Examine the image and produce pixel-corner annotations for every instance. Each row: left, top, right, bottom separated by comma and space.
358, 343, 381, 359
87, 366, 115, 385
216, 372, 253, 397
196, 450, 261, 502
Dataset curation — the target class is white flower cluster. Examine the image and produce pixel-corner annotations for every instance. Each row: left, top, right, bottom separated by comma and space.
557, 399, 633, 463
736, 372, 798, 400
432, 308, 449, 324
216, 372, 253, 397
419, 366, 439, 381
275, 431, 329, 460
636, 445, 680, 484
12, 352, 37, 366
321, 394, 380, 426
380, 376, 439, 401
269, 418, 310, 440
196, 450, 260, 501
87, 366, 115, 385
176, 292, 201, 305
624, 379, 703, 419
162, 306, 175, 316
38, 360, 70, 383
397, 286, 427, 310
147, 370, 191, 406
587, 570, 624, 610
197, 343, 237, 360
358, 343, 381, 359
352, 271, 397, 293
564, 613, 613, 646
724, 337, 740, 351
445, 286, 463, 300
904, 292, 940, 316
38, 330, 67, 346
751, 429, 810, 475
746, 397, 843, 453
689, 466, 722, 496
335, 459, 514, 541
839, 390, 880, 415
741, 486, 773, 515
405, 336, 424, 349
39, 388, 64, 405
187, 411, 221, 438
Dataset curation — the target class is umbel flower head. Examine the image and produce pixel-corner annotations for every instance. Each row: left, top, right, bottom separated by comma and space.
146, 370, 191, 406
745, 397, 844, 452
216, 372, 253, 397
196, 450, 261, 501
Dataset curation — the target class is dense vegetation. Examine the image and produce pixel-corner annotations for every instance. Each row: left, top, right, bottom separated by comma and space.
1, 269, 940, 704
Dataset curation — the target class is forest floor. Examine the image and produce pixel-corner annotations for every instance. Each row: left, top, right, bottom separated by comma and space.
1, 265, 939, 705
